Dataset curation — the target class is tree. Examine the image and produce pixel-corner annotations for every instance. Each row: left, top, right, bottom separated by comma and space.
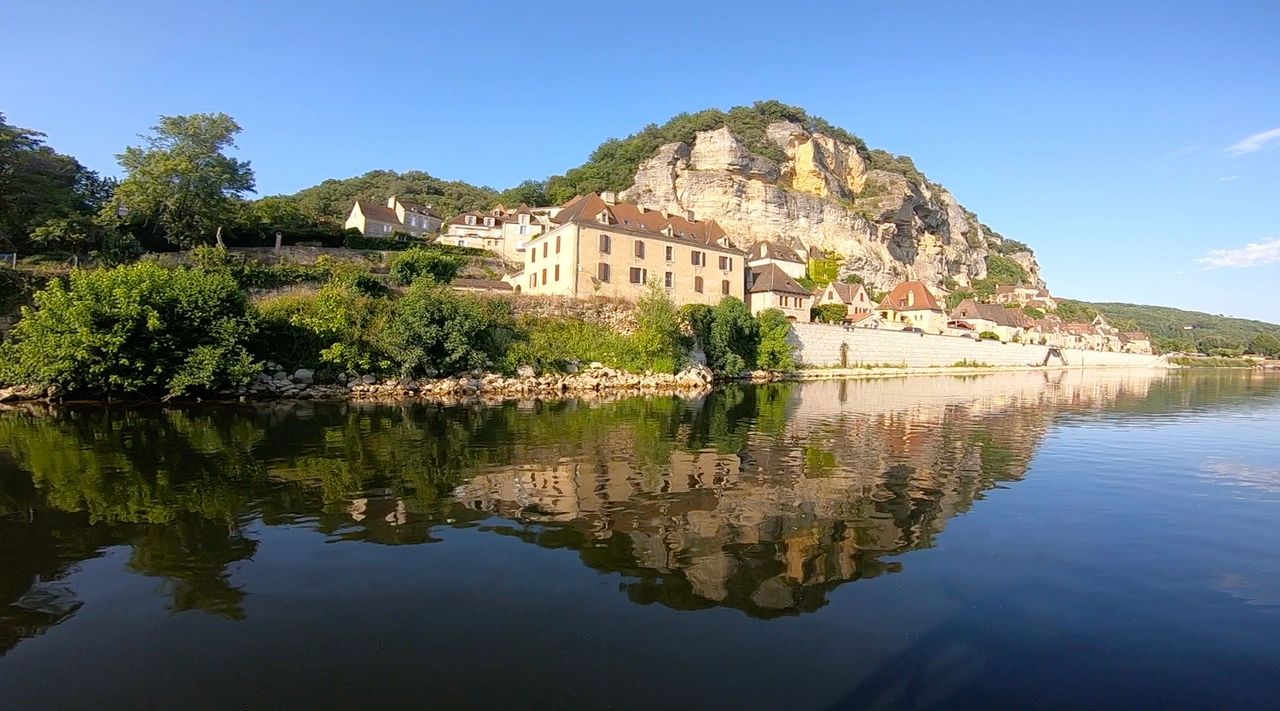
28, 215, 118, 265
630, 284, 685, 373
703, 297, 759, 375
245, 195, 311, 230
496, 180, 549, 208
756, 309, 796, 371
0, 113, 112, 250
840, 273, 865, 285
946, 289, 976, 311
382, 282, 515, 376
110, 113, 255, 248
1248, 333, 1280, 358
812, 303, 847, 324
389, 248, 466, 285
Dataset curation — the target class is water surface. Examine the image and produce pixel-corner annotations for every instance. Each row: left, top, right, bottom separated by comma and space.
2, 370, 1278, 709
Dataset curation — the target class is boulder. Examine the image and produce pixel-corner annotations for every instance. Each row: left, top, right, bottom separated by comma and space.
292, 369, 315, 385
516, 365, 536, 378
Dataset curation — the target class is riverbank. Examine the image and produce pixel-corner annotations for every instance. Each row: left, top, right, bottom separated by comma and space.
789, 362, 1180, 381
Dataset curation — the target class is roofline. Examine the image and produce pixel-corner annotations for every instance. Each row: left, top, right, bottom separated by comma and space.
534, 219, 746, 255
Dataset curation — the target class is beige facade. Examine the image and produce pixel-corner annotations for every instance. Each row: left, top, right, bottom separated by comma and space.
344, 196, 441, 239
747, 241, 807, 280
748, 289, 811, 321
814, 282, 873, 321
520, 222, 745, 306
444, 206, 551, 261
878, 281, 948, 333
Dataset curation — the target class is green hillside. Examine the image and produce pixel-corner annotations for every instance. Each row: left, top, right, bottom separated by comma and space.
1061, 300, 1280, 353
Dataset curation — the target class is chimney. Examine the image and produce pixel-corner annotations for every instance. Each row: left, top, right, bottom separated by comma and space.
601, 191, 617, 205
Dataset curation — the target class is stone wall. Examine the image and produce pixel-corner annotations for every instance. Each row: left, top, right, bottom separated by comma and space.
789, 323, 1164, 369
510, 295, 638, 333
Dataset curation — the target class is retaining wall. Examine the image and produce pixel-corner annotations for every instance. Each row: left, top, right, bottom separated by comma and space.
789, 323, 1164, 369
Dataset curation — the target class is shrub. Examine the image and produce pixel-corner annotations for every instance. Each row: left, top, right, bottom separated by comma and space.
250, 282, 393, 374
984, 255, 1026, 285
1023, 306, 1045, 320
755, 309, 796, 371
627, 285, 685, 373
503, 317, 629, 373
689, 297, 759, 376
978, 331, 1001, 341
812, 303, 848, 324
1248, 333, 1280, 358
382, 282, 516, 377
390, 248, 466, 286
0, 262, 257, 396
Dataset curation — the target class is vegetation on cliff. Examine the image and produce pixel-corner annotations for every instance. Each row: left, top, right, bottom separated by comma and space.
1060, 300, 1280, 355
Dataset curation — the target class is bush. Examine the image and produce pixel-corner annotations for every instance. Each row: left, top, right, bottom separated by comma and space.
978, 331, 1001, 341
984, 255, 1026, 285
756, 309, 796, 371
389, 248, 466, 286
687, 297, 759, 376
251, 282, 393, 374
382, 282, 515, 377
1248, 333, 1280, 358
1023, 306, 1045, 320
0, 262, 257, 396
503, 317, 629, 373
812, 303, 848, 324
628, 285, 685, 374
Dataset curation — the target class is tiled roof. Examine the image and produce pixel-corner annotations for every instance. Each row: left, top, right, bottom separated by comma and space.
551, 193, 732, 248
355, 200, 401, 225
878, 281, 942, 311
748, 264, 811, 296
748, 241, 804, 264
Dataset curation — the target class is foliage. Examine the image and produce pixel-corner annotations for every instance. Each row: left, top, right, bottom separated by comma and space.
989, 238, 1031, 255
110, 113, 256, 248
1248, 333, 1280, 358
984, 254, 1027, 285
244, 195, 313, 230
1053, 300, 1099, 323
382, 282, 516, 377
942, 276, 959, 291
629, 285, 686, 374
1067, 300, 1280, 348
503, 317, 629, 373
28, 215, 120, 261
288, 170, 499, 225
952, 360, 993, 368
546, 100, 879, 202
978, 331, 1001, 341
840, 273, 865, 285
685, 297, 759, 376
946, 289, 975, 311
496, 179, 550, 208
1167, 356, 1255, 368
258, 281, 392, 374
1195, 335, 1244, 357
806, 258, 839, 286
0, 262, 257, 396
755, 309, 796, 371
1157, 337, 1197, 354
812, 303, 848, 324
1022, 306, 1046, 320
0, 113, 113, 251
389, 248, 466, 285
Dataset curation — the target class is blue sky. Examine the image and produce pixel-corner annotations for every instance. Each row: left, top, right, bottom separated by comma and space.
5, 0, 1279, 321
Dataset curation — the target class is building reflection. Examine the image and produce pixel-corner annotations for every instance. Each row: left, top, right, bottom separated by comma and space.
0, 369, 1257, 653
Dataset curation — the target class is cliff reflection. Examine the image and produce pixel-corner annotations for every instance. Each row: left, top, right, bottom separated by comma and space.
0, 370, 1252, 652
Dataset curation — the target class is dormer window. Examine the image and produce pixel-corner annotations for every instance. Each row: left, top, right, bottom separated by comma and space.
484, 217, 495, 227
465, 215, 476, 226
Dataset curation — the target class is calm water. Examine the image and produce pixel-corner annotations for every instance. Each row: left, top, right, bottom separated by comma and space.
1, 371, 1278, 709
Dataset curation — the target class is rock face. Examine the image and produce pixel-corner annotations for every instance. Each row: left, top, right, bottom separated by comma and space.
623, 123, 1044, 291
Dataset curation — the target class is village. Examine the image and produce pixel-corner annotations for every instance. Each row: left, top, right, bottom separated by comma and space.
345, 191, 1155, 356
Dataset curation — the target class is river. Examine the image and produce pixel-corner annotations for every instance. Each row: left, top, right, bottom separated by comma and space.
1, 370, 1278, 709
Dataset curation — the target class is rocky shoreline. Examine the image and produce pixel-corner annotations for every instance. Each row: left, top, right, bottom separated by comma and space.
0, 361, 738, 406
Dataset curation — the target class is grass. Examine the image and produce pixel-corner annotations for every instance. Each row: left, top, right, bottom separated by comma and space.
950, 359, 993, 368
1168, 356, 1256, 368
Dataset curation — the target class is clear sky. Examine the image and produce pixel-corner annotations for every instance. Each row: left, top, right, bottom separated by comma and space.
5, 0, 1279, 321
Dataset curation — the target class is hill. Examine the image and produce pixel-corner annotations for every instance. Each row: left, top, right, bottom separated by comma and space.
1060, 300, 1280, 351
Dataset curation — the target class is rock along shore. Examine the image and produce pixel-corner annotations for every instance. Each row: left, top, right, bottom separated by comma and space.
0, 362, 733, 406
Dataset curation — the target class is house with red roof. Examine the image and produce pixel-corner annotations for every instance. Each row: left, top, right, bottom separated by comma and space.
877, 281, 948, 333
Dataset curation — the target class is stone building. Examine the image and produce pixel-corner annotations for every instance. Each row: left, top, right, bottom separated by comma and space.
877, 281, 948, 333
516, 192, 745, 306
343, 196, 442, 239
747, 241, 807, 280
747, 264, 813, 321
813, 281, 874, 322
949, 298, 1031, 342
443, 204, 553, 260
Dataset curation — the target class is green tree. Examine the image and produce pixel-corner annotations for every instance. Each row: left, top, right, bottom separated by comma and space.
812, 303, 847, 324
984, 255, 1026, 285
110, 113, 255, 248
0, 113, 112, 250
496, 179, 549, 207
382, 282, 516, 376
629, 284, 685, 373
0, 262, 257, 396
389, 248, 466, 285
840, 273, 865, 285
28, 215, 118, 265
756, 309, 796, 371
701, 297, 759, 376
1248, 333, 1280, 358
946, 289, 976, 311
1022, 306, 1046, 320
245, 195, 312, 230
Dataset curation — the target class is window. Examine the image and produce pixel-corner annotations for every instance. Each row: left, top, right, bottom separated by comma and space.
466, 215, 476, 226
598, 263, 610, 282
719, 256, 731, 270
542, 243, 548, 258
599, 234, 611, 253
541, 268, 547, 284
530, 274, 536, 288
629, 267, 646, 284
531, 248, 537, 263
691, 250, 705, 267
555, 235, 561, 253
484, 217, 495, 227
665, 245, 674, 261
695, 276, 704, 293
382, 224, 391, 233
634, 240, 645, 258
664, 271, 673, 288
519, 225, 529, 235
554, 265, 560, 281
721, 279, 730, 295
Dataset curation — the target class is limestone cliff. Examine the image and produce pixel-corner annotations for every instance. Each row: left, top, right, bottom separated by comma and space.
622, 122, 1043, 291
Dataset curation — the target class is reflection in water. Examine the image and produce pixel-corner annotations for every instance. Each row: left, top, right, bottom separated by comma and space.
0, 370, 1274, 654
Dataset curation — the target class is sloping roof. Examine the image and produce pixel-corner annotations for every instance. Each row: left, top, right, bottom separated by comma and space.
354, 200, 402, 225
551, 193, 733, 248
1123, 331, 1150, 341
878, 281, 942, 312
396, 199, 440, 219
951, 299, 1031, 328
748, 241, 805, 264
748, 264, 811, 296
447, 210, 506, 227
